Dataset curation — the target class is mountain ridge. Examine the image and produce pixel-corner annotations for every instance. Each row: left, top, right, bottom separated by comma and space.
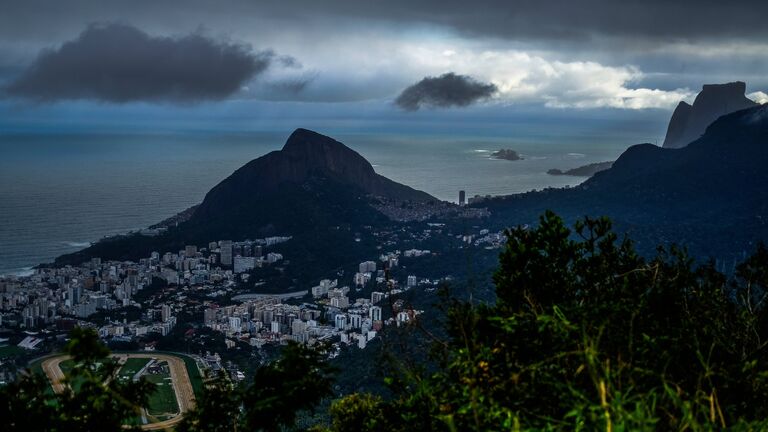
485, 104, 768, 259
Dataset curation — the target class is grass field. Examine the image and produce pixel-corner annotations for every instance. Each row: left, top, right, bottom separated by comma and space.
117, 358, 150, 382
115, 351, 205, 399
144, 362, 179, 421
30, 352, 199, 426
59, 359, 74, 373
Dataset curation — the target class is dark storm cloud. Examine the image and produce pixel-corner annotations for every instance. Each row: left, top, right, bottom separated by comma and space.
395, 73, 497, 111
4, 23, 275, 103
2, 0, 767, 106
271, 77, 314, 94
367, 0, 768, 42
2, 0, 768, 44
324, 0, 768, 42
277, 55, 302, 69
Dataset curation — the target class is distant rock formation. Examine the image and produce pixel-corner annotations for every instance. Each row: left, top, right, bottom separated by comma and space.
194, 128, 435, 221
487, 104, 768, 259
663, 82, 757, 149
55, 128, 437, 267
547, 161, 613, 177
491, 149, 522, 161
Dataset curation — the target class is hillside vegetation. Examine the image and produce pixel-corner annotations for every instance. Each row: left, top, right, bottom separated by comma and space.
4, 212, 768, 431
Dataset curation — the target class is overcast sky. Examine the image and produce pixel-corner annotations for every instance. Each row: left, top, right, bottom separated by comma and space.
1, 0, 766, 138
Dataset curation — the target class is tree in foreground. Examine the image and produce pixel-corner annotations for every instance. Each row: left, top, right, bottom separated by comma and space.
1, 331, 334, 432
4, 212, 768, 431
178, 341, 335, 432
0, 327, 153, 432
327, 211, 768, 431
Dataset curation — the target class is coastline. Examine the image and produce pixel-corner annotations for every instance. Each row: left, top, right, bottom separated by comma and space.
1, 266, 35, 278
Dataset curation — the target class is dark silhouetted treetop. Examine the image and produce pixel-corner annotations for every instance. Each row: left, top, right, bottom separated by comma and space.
324, 212, 768, 431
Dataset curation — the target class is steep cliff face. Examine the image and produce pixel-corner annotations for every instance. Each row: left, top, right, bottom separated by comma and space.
663, 82, 757, 149
663, 101, 693, 149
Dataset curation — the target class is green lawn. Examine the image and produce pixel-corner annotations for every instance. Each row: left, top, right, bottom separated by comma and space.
55, 358, 120, 391
144, 362, 179, 421
29, 352, 197, 424
115, 350, 206, 399
116, 358, 150, 382
58, 359, 74, 373
59, 359, 86, 391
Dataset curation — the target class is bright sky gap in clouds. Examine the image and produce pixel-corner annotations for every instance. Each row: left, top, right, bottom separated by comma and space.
0, 25, 703, 109
0, 0, 766, 133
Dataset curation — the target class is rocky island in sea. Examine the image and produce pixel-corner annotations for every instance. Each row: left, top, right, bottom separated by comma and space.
490, 149, 522, 161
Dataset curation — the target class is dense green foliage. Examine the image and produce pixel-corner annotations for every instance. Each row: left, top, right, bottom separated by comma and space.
0, 328, 154, 432
178, 342, 335, 432
483, 105, 768, 261
177, 373, 241, 432
5, 212, 768, 431
1, 332, 333, 432
326, 212, 768, 431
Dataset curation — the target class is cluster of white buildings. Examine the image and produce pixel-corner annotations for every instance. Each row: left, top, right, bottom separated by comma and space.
203, 298, 329, 347
204, 255, 429, 352
204, 287, 393, 351
98, 303, 178, 339
460, 229, 507, 249
167, 237, 289, 275
403, 248, 431, 258
0, 236, 291, 335
1, 261, 152, 329
0, 227, 457, 356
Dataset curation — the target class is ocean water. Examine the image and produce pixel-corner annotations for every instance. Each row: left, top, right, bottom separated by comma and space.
0, 131, 630, 275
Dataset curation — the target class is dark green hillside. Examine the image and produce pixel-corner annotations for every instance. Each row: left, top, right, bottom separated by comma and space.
484, 105, 768, 261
